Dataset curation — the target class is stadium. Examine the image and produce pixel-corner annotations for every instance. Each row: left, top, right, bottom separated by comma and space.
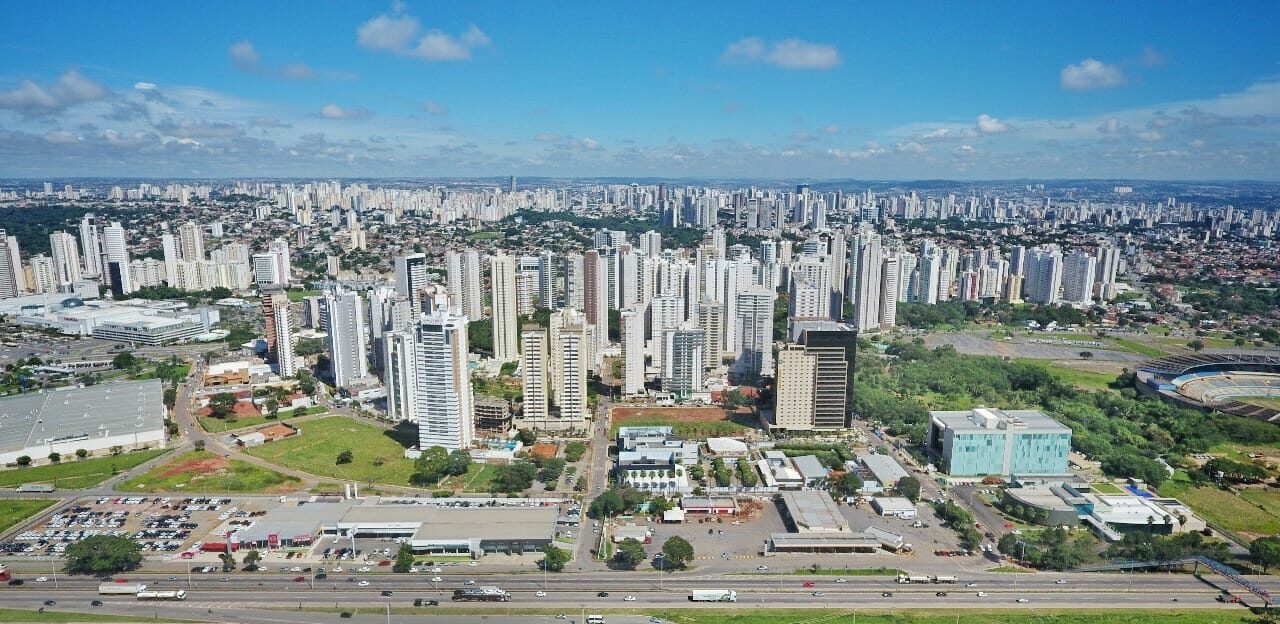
1135, 353, 1280, 423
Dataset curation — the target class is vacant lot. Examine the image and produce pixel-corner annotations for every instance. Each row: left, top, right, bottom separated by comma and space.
245, 416, 416, 484
0, 499, 57, 534
120, 450, 300, 493
1159, 478, 1280, 539
610, 406, 757, 437
199, 406, 325, 433
0, 449, 168, 490
1012, 359, 1120, 392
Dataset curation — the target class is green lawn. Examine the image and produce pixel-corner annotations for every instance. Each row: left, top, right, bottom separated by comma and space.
1239, 488, 1280, 518
285, 289, 320, 302
459, 464, 501, 492
244, 416, 416, 485
0, 499, 57, 534
1012, 359, 1117, 392
1158, 479, 1280, 538
466, 231, 503, 240
198, 406, 325, 433
1090, 482, 1125, 494
1109, 337, 1169, 358
0, 608, 189, 623
0, 449, 168, 489
119, 450, 301, 493
290, 608, 1251, 624
1243, 397, 1280, 410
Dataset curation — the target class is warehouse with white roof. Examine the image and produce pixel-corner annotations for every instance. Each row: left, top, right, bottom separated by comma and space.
0, 380, 167, 466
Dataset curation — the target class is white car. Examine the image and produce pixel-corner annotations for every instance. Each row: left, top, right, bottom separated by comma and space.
976, 592, 988, 597
467, 561, 478, 567
536, 590, 547, 597
332, 567, 344, 573
756, 565, 769, 571
965, 582, 978, 588
358, 566, 371, 572
623, 595, 637, 602
834, 578, 847, 583
431, 577, 443, 582
358, 580, 370, 587
409, 567, 419, 573
35, 577, 48, 583
464, 580, 476, 586
1016, 598, 1030, 603
1055, 579, 1067, 585
431, 567, 443, 573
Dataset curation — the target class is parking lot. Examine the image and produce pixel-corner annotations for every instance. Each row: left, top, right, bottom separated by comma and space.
2, 496, 251, 559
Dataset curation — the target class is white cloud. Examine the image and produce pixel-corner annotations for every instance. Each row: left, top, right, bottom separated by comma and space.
1060, 58, 1126, 91
1097, 117, 1128, 135
229, 40, 334, 80
423, 99, 449, 115
721, 36, 840, 70
134, 82, 157, 91
976, 114, 1011, 134
821, 124, 841, 135
1137, 130, 1164, 142
357, 14, 421, 52
0, 69, 110, 116
1139, 45, 1166, 68
320, 104, 370, 119
896, 141, 926, 154
534, 132, 560, 142
357, 10, 490, 62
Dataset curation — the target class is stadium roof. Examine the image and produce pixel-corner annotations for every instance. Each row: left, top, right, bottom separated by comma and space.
0, 380, 165, 455
1139, 353, 1280, 377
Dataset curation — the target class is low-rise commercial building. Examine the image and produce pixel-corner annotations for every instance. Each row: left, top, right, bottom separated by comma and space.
870, 496, 917, 519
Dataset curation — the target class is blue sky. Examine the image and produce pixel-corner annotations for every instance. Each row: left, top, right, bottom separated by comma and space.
2, 0, 1278, 179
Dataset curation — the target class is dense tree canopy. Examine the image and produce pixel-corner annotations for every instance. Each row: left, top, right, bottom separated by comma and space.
65, 535, 142, 575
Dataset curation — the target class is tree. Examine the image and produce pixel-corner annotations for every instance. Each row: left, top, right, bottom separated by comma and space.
588, 490, 625, 519
208, 392, 239, 419
649, 497, 673, 515
163, 388, 177, 410
830, 472, 863, 498
1251, 536, 1280, 573
64, 535, 142, 575
490, 462, 537, 493
1079, 351, 1094, 360
336, 450, 353, 465
48, 452, 61, 463
194, 440, 205, 452
75, 448, 88, 460
896, 476, 921, 502
393, 544, 415, 573
219, 552, 236, 572
16, 455, 31, 467
242, 550, 262, 572
614, 537, 646, 569
1188, 339, 1205, 352
264, 398, 279, 420
111, 352, 139, 370
411, 446, 450, 486
446, 450, 472, 477
516, 428, 538, 446
660, 536, 694, 569
542, 544, 570, 572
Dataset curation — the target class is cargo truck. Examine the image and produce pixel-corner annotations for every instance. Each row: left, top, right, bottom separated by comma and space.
689, 589, 737, 602
137, 590, 187, 601
99, 583, 147, 595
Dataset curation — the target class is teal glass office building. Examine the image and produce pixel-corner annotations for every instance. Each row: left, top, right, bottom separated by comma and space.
927, 408, 1072, 477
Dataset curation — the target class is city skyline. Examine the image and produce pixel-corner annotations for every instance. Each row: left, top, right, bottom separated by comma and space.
2, 1, 1279, 179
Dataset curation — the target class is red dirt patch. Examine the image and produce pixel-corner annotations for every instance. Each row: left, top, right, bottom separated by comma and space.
611, 407, 731, 423
157, 455, 230, 479
528, 443, 558, 460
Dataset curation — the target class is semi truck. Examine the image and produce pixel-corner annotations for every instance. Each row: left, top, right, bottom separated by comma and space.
689, 589, 738, 602
99, 583, 147, 595
137, 590, 187, 601
897, 575, 931, 584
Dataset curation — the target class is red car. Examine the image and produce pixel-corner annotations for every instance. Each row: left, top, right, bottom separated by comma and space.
802, 582, 816, 588
114, 578, 129, 583
293, 576, 306, 582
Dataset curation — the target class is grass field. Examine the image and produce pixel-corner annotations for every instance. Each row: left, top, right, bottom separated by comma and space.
120, 450, 301, 493
0, 608, 186, 623
1158, 478, 1280, 538
290, 607, 1251, 624
198, 406, 325, 433
285, 289, 320, 302
610, 407, 757, 437
1108, 337, 1169, 358
1244, 397, 1280, 410
466, 231, 503, 240
244, 416, 417, 485
0, 449, 168, 489
1090, 482, 1125, 494
0, 499, 57, 534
